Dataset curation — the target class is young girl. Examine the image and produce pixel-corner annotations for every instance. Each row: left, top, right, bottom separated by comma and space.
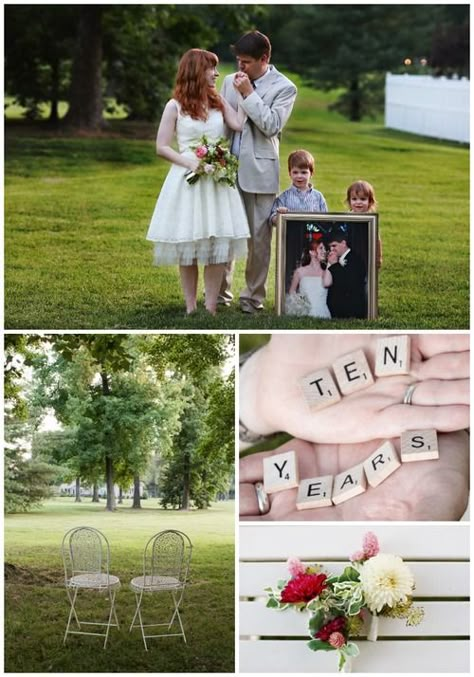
346, 180, 382, 268
146, 49, 250, 315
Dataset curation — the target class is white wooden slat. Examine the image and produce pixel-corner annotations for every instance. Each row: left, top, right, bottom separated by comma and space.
240, 639, 470, 672
240, 561, 469, 598
240, 600, 469, 637
240, 525, 469, 560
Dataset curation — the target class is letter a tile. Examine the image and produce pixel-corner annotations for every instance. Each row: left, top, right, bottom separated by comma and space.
400, 429, 439, 462
363, 441, 401, 488
300, 367, 341, 411
296, 475, 333, 510
332, 463, 367, 505
263, 450, 299, 494
332, 349, 374, 395
375, 335, 411, 376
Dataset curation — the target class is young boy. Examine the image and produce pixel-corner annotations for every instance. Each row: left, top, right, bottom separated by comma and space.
269, 149, 328, 225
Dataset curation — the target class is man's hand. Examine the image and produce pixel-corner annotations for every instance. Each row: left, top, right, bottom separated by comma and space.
233, 71, 254, 98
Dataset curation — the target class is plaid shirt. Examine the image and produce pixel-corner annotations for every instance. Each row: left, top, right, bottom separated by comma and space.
270, 184, 328, 224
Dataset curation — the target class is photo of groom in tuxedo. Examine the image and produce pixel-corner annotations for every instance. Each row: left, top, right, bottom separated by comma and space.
326, 231, 367, 319
218, 30, 297, 313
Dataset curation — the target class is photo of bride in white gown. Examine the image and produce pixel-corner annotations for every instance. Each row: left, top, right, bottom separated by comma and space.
285, 239, 332, 318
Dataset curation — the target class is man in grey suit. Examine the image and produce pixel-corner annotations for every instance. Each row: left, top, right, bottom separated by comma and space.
219, 31, 297, 313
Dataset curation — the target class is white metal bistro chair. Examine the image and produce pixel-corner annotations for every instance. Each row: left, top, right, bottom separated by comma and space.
61, 526, 120, 648
129, 529, 192, 650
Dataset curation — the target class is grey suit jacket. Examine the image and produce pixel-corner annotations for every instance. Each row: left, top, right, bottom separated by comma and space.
221, 65, 297, 194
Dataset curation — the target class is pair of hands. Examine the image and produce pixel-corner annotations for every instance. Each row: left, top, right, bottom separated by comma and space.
239, 334, 469, 521
240, 431, 469, 521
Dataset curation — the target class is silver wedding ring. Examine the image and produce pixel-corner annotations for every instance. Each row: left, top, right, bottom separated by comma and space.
255, 482, 270, 515
403, 382, 419, 405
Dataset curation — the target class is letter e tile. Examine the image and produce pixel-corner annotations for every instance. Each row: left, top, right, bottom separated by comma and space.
400, 429, 439, 462
263, 450, 299, 494
363, 441, 401, 488
300, 368, 341, 411
375, 335, 411, 376
332, 349, 374, 395
296, 475, 333, 510
332, 463, 367, 505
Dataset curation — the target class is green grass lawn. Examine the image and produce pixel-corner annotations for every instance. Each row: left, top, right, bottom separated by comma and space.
5, 498, 235, 672
4, 74, 469, 329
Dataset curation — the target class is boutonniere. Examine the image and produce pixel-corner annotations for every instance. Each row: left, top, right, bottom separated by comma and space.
339, 257, 347, 267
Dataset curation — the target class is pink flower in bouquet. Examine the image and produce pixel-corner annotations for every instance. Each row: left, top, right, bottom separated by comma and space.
315, 616, 346, 641
350, 549, 365, 563
280, 572, 327, 604
363, 532, 380, 558
195, 145, 208, 159
328, 632, 346, 649
287, 557, 306, 578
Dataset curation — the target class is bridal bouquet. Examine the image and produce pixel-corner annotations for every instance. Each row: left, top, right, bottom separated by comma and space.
185, 135, 238, 187
265, 532, 424, 672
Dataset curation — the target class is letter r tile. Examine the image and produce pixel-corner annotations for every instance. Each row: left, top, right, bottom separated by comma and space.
332, 349, 374, 395
363, 441, 401, 488
263, 450, 299, 494
300, 367, 342, 411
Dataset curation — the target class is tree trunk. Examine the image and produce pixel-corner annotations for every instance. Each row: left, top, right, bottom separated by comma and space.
101, 370, 116, 511
181, 450, 191, 510
132, 474, 141, 509
75, 476, 81, 502
118, 486, 123, 505
66, 6, 104, 129
349, 77, 361, 122
92, 483, 100, 502
49, 56, 60, 124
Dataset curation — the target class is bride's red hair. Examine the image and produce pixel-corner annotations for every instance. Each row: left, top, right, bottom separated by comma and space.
173, 49, 224, 120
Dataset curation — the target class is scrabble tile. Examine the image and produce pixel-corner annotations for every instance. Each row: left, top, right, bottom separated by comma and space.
332, 349, 374, 395
296, 475, 333, 510
263, 450, 299, 494
300, 367, 342, 411
332, 463, 367, 505
375, 335, 411, 376
363, 441, 401, 488
400, 429, 439, 462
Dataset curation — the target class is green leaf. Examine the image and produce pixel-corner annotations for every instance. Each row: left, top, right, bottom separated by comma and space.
276, 579, 287, 590
348, 599, 363, 615
307, 639, 336, 652
338, 566, 360, 582
344, 642, 360, 657
308, 610, 325, 634
266, 598, 279, 609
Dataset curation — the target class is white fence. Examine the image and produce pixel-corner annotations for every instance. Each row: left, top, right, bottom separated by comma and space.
239, 524, 469, 673
385, 73, 469, 143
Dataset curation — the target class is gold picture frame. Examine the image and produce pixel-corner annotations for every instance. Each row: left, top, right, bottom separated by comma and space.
276, 212, 378, 319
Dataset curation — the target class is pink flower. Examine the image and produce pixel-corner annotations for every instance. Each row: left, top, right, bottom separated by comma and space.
315, 616, 346, 641
287, 557, 306, 578
280, 572, 327, 604
363, 532, 380, 558
350, 549, 365, 563
203, 163, 215, 174
195, 145, 208, 159
328, 631, 346, 649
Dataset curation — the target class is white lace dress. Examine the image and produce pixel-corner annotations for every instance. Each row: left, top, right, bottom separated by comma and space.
146, 101, 249, 265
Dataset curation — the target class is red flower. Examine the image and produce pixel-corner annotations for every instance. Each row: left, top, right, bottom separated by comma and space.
315, 616, 346, 641
280, 573, 327, 604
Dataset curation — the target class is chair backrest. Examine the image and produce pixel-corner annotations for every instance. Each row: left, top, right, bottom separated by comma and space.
144, 530, 192, 583
62, 526, 110, 582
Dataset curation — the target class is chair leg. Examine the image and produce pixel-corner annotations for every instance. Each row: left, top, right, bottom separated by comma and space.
64, 587, 79, 644
171, 591, 187, 643
130, 591, 148, 651
103, 588, 117, 649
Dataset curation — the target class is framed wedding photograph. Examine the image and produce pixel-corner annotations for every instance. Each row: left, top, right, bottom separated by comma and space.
276, 213, 378, 320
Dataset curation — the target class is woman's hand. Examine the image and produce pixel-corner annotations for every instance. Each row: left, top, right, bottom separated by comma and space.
240, 431, 469, 521
239, 334, 469, 444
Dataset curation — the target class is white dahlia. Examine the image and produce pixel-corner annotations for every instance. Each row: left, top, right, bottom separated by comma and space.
359, 553, 415, 613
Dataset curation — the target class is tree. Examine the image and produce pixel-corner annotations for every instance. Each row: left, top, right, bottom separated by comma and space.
262, 5, 458, 120
430, 7, 470, 77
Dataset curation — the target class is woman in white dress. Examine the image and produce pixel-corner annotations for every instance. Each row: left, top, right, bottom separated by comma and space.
146, 49, 250, 315
286, 238, 333, 318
